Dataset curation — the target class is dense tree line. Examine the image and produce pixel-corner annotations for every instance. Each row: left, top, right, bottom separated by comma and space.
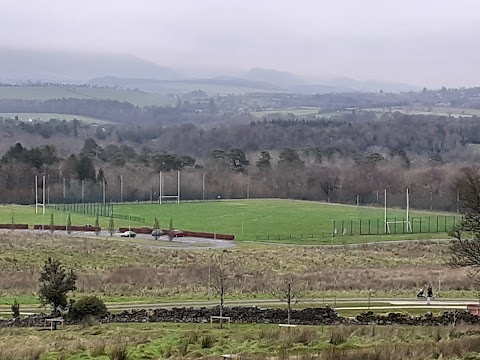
0, 138, 462, 212
3, 111, 480, 160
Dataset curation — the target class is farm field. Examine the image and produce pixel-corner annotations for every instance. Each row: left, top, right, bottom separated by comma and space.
0, 85, 176, 107
0, 199, 455, 242
1, 322, 479, 360
251, 107, 322, 117
365, 106, 480, 118
0, 112, 111, 124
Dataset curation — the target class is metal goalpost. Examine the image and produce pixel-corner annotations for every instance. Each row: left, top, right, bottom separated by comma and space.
158, 171, 181, 204
35, 175, 46, 215
385, 188, 413, 234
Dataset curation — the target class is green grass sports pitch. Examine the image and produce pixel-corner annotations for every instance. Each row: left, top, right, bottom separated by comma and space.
0, 199, 453, 242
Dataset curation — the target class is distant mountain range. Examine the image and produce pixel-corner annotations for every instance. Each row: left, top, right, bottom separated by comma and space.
0, 48, 178, 83
0, 48, 420, 94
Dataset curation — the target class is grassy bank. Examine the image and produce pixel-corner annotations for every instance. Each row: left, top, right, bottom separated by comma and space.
1, 322, 480, 359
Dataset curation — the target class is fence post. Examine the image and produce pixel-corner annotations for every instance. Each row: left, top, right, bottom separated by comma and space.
333, 220, 336, 237
436, 216, 439, 233
360, 219, 362, 235
368, 219, 371, 235
428, 217, 431, 233
394, 218, 397, 234
341, 220, 344, 235
402, 218, 405, 234
444, 216, 447, 232
351, 220, 353, 236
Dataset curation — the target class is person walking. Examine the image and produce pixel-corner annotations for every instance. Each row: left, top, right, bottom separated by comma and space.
427, 284, 434, 298
417, 288, 425, 298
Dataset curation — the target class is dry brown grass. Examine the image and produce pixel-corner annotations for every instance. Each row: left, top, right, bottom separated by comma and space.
0, 232, 471, 299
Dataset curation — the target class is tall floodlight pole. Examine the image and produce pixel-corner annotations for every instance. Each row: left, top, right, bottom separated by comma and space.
35, 175, 38, 214
47, 175, 50, 205
384, 189, 387, 233
177, 171, 180, 204
406, 188, 409, 222
102, 179, 106, 204
159, 171, 163, 204
63, 178, 66, 203
81, 180, 85, 204
42, 175, 46, 215
120, 175, 123, 203
406, 187, 411, 232
356, 195, 360, 220
247, 179, 250, 199
202, 173, 205, 201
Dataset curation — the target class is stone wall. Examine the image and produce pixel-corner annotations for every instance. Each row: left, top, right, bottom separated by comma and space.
1, 306, 478, 328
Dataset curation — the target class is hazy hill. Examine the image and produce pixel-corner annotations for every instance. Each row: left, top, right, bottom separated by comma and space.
243, 68, 305, 88
0, 48, 419, 94
88, 76, 281, 95
0, 48, 179, 83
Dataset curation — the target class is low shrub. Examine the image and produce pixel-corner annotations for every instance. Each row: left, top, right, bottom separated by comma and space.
69, 296, 108, 321
201, 334, 215, 349
109, 344, 129, 360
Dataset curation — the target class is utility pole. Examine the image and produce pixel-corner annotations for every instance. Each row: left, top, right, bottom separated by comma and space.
202, 173, 205, 201
63, 178, 66, 203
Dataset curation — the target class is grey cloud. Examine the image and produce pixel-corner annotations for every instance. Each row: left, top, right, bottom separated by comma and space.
1, 0, 480, 87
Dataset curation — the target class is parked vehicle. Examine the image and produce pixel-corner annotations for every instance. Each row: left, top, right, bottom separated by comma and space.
120, 230, 136, 238
151, 229, 163, 238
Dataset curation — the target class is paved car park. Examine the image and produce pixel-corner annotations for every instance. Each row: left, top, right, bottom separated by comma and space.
23, 229, 236, 250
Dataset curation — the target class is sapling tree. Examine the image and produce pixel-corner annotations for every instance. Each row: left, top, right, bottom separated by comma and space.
66, 213, 72, 235
50, 213, 54, 234
210, 252, 229, 328
10, 209, 15, 230
275, 275, 301, 325
153, 217, 160, 240
108, 214, 114, 237
168, 218, 174, 241
94, 213, 100, 236
11, 299, 20, 319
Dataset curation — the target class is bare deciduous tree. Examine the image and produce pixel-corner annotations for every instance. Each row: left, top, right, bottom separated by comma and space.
275, 275, 301, 325
450, 167, 480, 280
210, 252, 229, 327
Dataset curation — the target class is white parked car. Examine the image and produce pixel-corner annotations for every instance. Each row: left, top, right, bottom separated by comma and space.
120, 230, 137, 238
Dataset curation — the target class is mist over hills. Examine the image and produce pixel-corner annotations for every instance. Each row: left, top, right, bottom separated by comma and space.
0, 48, 179, 83
0, 48, 419, 94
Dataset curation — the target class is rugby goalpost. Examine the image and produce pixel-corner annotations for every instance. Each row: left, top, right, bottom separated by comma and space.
35, 175, 46, 215
158, 171, 180, 204
384, 188, 412, 234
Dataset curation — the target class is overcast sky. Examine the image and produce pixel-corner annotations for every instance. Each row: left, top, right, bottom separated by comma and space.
1, 0, 479, 87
